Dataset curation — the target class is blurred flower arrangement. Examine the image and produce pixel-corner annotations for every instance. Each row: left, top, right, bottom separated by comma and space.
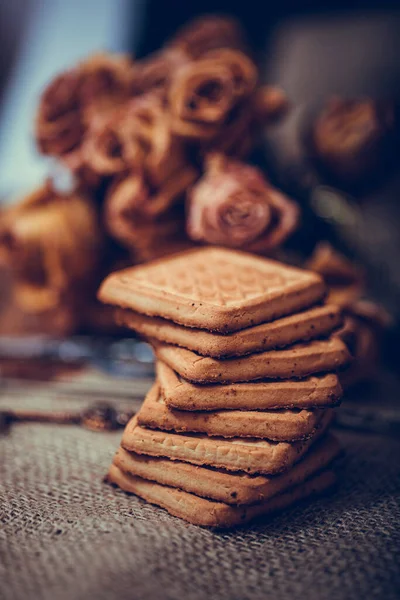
0, 16, 295, 334
0, 15, 390, 386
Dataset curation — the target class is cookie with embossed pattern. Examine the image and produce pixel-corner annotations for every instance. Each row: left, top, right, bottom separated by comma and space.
157, 362, 342, 411
115, 304, 341, 358
138, 383, 326, 441
106, 464, 336, 528
113, 434, 340, 506
122, 411, 333, 475
98, 247, 325, 333
152, 337, 351, 384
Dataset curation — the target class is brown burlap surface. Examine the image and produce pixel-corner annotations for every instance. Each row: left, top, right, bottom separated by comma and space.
1, 389, 399, 600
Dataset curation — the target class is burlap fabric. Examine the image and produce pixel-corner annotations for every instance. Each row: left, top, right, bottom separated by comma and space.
1, 386, 399, 600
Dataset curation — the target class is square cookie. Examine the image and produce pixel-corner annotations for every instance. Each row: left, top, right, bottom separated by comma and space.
122, 411, 333, 475
115, 304, 342, 358
152, 337, 351, 383
157, 362, 343, 411
138, 383, 326, 441
113, 434, 340, 505
98, 247, 325, 333
107, 465, 336, 528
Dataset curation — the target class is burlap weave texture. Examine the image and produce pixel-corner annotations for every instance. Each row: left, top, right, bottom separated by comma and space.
1, 417, 399, 600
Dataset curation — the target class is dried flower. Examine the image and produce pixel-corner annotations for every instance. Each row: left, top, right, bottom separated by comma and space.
36, 52, 134, 162
104, 166, 198, 249
168, 49, 257, 141
36, 71, 83, 155
311, 97, 395, 185
187, 154, 298, 251
78, 52, 133, 109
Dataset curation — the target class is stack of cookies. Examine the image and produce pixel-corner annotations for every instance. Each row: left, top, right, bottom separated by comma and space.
99, 247, 350, 527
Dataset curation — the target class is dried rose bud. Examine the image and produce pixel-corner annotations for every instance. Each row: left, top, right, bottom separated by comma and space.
82, 93, 188, 189
311, 97, 395, 185
104, 174, 191, 259
123, 95, 188, 187
104, 174, 150, 245
104, 164, 198, 251
170, 60, 235, 128
36, 71, 83, 156
83, 111, 128, 176
203, 49, 257, 99
40, 71, 81, 123
187, 154, 299, 251
78, 52, 133, 108
36, 52, 133, 163
168, 49, 257, 141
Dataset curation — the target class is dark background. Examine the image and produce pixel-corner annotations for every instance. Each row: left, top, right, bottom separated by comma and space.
135, 0, 400, 57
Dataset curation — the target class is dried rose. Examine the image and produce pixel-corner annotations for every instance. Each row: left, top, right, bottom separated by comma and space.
78, 52, 133, 110
82, 110, 129, 176
168, 49, 257, 141
187, 154, 299, 251
104, 173, 193, 258
311, 97, 395, 185
105, 165, 198, 248
36, 52, 133, 162
36, 71, 83, 155
83, 94, 187, 188
169, 60, 235, 133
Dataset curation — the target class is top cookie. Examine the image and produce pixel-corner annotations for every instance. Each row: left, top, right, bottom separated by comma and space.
98, 247, 325, 333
